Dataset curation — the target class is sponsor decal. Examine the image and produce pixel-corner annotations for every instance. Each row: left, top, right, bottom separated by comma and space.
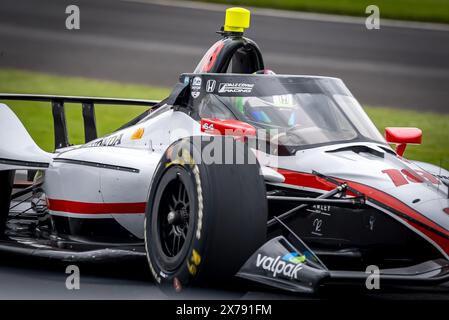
218, 82, 254, 94
187, 249, 201, 276
192, 76, 202, 86
192, 164, 203, 239
131, 127, 145, 140
202, 122, 214, 131
282, 252, 306, 264
191, 76, 202, 99
273, 94, 294, 107
85, 133, 123, 147
255, 252, 304, 279
312, 218, 323, 236
206, 79, 216, 93
308, 204, 331, 214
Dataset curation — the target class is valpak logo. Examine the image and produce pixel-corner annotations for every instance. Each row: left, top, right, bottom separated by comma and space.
218, 82, 254, 93
255, 252, 305, 279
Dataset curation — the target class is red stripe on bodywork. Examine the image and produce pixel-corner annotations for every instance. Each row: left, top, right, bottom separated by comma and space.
278, 169, 358, 196
278, 169, 334, 191
408, 221, 449, 256
341, 180, 449, 238
48, 199, 146, 214
276, 168, 449, 254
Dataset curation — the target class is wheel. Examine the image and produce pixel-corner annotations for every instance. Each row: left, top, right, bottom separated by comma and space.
145, 136, 267, 289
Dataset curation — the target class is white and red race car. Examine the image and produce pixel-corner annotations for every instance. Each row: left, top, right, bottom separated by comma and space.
1, 8, 449, 293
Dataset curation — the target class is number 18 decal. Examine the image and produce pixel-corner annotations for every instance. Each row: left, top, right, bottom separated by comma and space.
382, 168, 439, 187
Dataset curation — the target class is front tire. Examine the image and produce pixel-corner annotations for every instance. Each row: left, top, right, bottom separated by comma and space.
144, 136, 267, 289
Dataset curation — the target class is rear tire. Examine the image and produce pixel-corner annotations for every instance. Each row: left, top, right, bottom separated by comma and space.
144, 136, 267, 289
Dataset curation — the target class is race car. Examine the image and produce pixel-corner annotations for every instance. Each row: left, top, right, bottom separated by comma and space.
1, 7, 449, 294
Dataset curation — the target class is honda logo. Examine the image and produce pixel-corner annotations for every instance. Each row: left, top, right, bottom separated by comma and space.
206, 80, 216, 93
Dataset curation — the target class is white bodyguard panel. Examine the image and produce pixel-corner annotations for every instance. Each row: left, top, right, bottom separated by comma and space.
0, 103, 51, 170
260, 165, 285, 183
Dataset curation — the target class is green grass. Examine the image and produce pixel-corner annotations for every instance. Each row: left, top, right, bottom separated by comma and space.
197, 0, 449, 24
0, 69, 169, 151
0, 68, 448, 169
365, 107, 449, 169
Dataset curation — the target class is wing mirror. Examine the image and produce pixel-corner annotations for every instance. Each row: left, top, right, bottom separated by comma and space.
385, 127, 422, 157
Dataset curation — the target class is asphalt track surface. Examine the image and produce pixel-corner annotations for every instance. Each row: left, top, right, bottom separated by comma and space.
0, 250, 448, 300
0, 0, 449, 300
0, 0, 448, 112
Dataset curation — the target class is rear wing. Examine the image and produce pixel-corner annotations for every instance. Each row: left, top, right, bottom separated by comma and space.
0, 94, 160, 150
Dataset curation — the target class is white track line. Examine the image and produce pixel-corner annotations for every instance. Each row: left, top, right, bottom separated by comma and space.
122, 0, 449, 32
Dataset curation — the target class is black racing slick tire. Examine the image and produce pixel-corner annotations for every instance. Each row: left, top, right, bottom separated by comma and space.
144, 136, 267, 289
